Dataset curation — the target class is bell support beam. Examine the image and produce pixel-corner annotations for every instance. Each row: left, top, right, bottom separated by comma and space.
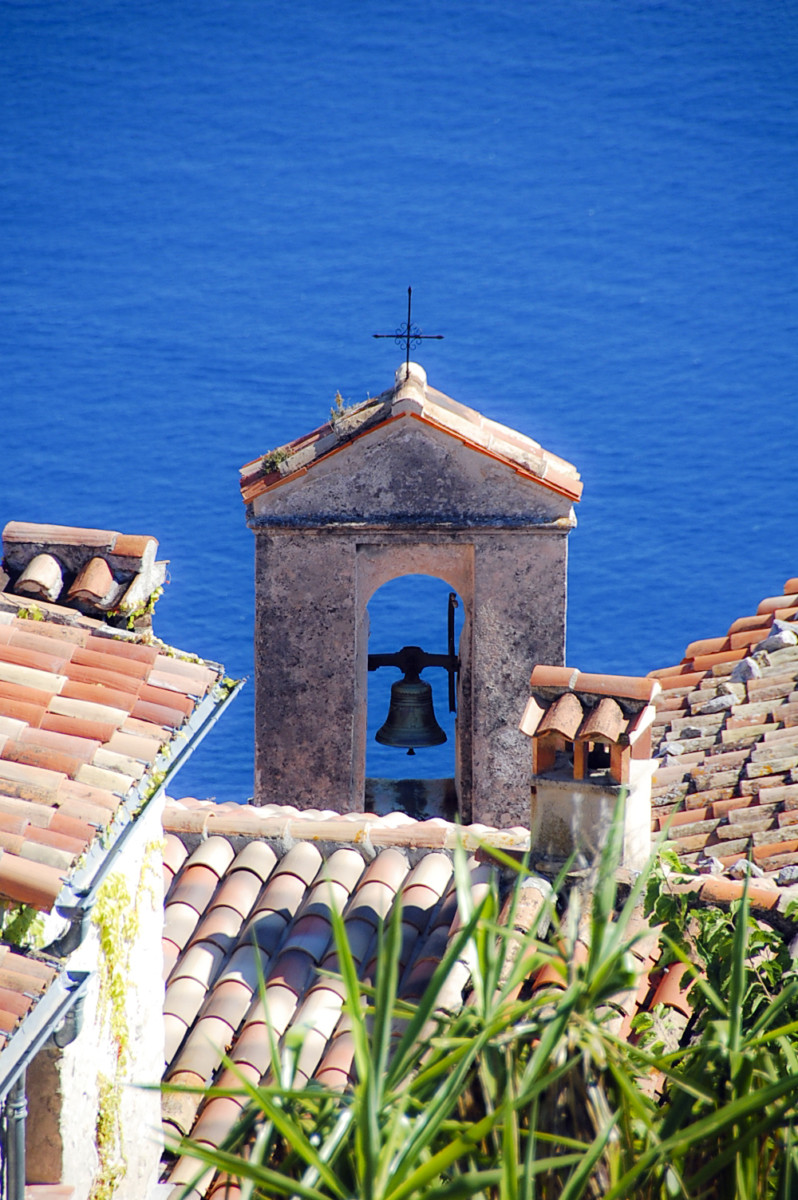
367, 644, 459, 710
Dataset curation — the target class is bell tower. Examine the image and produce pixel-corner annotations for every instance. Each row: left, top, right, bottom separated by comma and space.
240, 362, 582, 828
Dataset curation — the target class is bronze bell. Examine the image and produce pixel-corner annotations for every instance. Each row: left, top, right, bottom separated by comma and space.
375, 671, 446, 755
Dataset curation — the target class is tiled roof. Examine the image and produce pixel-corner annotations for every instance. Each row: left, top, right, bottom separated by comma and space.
649, 574, 798, 881
0, 524, 229, 918
159, 800, 777, 1199
239, 364, 583, 507
0, 520, 234, 1116
521, 666, 661, 744
0, 608, 222, 913
160, 800, 530, 1197
2, 521, 167, 625
0, 945, 57, 1051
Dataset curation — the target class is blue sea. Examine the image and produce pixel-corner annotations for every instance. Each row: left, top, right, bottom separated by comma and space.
2, 1, 796, 800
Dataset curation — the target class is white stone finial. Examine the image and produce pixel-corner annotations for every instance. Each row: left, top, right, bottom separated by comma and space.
393, 362, 427, 411
395, 361, 427, 388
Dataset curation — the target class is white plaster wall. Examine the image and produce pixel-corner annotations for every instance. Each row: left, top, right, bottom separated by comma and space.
530, 768, 652, 871
35, 798, 166, 1199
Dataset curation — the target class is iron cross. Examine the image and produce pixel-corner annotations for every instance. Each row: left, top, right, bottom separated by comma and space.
373, 287, 444, 372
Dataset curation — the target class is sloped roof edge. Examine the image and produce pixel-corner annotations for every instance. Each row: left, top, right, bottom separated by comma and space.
240, 365, 582, 507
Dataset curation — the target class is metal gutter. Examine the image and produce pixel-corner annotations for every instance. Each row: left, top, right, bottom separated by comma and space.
0, 970, 90, 1200
0, 969, 90, 1103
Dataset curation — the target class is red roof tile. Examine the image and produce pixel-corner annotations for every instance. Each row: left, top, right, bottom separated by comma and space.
67, 557, 117, 607
3, 522, 116, 548
650, 576, 798, 887
0, 521, 229, 925
112, 533, 158, 558
578, 697, 626, 743
2, 522, 168, 628
529, 665, 579, 691
757, 593, 798, 615
239, 371, 582, 509
538, 692, 584, 739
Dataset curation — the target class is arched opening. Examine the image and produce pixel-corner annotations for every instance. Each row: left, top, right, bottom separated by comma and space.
365, 573, 465, 817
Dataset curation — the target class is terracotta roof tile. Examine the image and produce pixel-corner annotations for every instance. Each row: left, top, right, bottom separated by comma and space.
0, 524, 229, 932
78, 642, 155, 673
112, 533, 158, 559
121, 714, 169, 740
1, 741, 84, 778
0, 642, 71, 677
538, 692, 584, 739
0, 850, 65, 908
649, 576, 798, 883
14, 553, 65, 604
757, 593, 798, 615
574, 672, 661, 704
40, 712, 118, 743
168, 863, 222, 916
67, 557, 118, 607
240, 373, 582, 508
82, 640, 158, 678
153, 654, 217, 688
19, 727, 100, 761
3, 522, 116, 548
529, 665, 580, 691
131, 698, 187, 728
107, 729, 163, 763
578, 697, 626, 743
0, 680, 60, 710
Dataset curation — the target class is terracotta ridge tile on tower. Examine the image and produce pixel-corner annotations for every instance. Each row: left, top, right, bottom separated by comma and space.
575, 672, 661, 704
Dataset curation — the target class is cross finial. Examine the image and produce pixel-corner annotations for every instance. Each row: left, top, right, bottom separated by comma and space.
373, 287, 444, 373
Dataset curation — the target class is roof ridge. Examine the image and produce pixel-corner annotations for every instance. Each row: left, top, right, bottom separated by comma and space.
163, 798, 530, 852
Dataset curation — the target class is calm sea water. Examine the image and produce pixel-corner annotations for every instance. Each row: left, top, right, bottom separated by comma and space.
2, 1, 796, 797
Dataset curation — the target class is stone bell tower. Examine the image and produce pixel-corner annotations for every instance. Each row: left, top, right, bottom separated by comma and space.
240, 362, 582, 828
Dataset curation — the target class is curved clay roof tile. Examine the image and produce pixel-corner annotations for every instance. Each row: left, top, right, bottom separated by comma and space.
67, 557, 118, 607
15, 553, 64, 604
577, 697, 626, 744
537, 692, 583, 740
757, 592, 798, 615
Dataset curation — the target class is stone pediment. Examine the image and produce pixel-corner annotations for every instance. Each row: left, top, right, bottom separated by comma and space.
241, 364, 582, 529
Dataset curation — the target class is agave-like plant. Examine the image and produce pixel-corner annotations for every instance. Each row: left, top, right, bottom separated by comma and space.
609, 860, 798, 1200
164, 805, 798, 1200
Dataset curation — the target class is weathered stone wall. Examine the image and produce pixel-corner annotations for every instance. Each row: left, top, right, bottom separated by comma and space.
250, 381, 576, 824
254, 533, 358, 809
471, 532, 568, 827
25, 798, 165, 1199
251, 417, 569, 529
254, 525, 569, 824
